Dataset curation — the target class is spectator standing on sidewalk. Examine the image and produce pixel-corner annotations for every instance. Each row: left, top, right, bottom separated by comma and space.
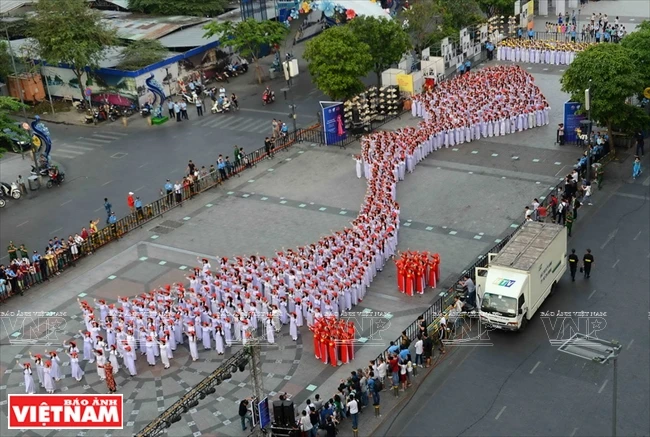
300, 410, 313, 436
238, 399, 253, 431
164, 180, 173, 205
173, 181, 183, 206
167, 100, 174, 118
195, 98, 203, 117
423, 332, 433, 367
7, 241, 18, 261
347, 395, 359, 434
17, 175, 28, 196
324, 416, 337, 437
173, 101, 181, 122
134, 197, 143, 220
636, 132, 645, 157
180, 101, 189, 120
265, 137, 273, 159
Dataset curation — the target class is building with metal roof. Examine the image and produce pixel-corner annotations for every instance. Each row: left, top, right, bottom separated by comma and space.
0, 0, 38, 14
99, 11, 211, 42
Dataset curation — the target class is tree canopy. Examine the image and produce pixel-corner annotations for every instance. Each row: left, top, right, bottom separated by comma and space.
117, 40, 168, 71
27, 0, 116, 100
561, 43, 649, 137
0, 97, 29, 158
475, 0, 514, 18
348, 17, 412, 86
128, 0, 228, 17
0, 41, 11, 82
204, 19, 288, 84
303, 26, 372, 101
620, 21, 650, 93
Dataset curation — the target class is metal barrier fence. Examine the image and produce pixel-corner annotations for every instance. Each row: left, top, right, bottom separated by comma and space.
0, 126, 315, 301
371, 149, 615, 362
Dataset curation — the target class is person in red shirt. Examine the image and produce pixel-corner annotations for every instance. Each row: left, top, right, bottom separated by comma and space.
127, 192, 135, 213
388, 354, 400, 389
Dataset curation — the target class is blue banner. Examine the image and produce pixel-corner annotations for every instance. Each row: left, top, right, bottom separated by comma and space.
563, 101, 585, 143
320, 101, 347, 145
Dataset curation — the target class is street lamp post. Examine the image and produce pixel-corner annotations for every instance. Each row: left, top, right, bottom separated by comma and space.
282, 59, 299, 141
584, 81, 593, 181
558, 333, 622, 437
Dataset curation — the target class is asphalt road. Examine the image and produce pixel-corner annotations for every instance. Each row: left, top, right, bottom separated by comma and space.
0, 84, 320, 262
374, 180, 650, 437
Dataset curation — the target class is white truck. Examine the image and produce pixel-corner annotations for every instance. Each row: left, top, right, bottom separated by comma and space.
475, 221, 567, 332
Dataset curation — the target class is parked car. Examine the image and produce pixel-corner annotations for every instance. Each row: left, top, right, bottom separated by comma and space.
0, 124, 32, 153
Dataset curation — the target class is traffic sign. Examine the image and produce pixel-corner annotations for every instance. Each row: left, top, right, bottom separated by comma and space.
85, 87, 92, 96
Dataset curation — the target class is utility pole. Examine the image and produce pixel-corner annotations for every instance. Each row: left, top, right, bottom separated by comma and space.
247, 329, 266, 437
585, 81, 593, 181
4, 22, 28, 161
282, 60, 298, 141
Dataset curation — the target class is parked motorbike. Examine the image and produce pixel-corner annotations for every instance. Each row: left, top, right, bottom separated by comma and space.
140, 103, 152, 117
231, 62, 248, 74
225, 65, 239, 77
0, 181, 21, 200
84, 109, 95, 124
31, 164, 50, 177
108, 105, 121, 122
46, 170, 65, 188
0, 191, 5, 208
93, 107, 107, 125
211, 98, 232, 114
73, 100, 88, 112
262, 89, 275, 106
182, 92, 198, 104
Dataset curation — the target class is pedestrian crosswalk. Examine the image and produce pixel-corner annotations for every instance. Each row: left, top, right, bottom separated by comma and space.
191, 115, 272, 135
51, 131, 129, 160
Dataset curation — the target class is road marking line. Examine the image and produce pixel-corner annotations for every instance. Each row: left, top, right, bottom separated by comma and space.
239, 107, 297, 117
588, 289, 597, 300
16, 220, 29, 228
598, 379, 609, 394
0, 255, 8, 261
57, 148, 84, 155
627, 339, 634, 350
600, 228, 618, 249
94, 206, 104, 212
611, 259, 620, 268
102, 131, 128, 136
134, 185, 146, 192
60, 200, 72, 206
50, 227, 63, 235
529, 361, 541, 374
81, 137, 111, 144
555, 165, 567, 177
61, 143, 93, 151
51, 151, 80, 159
570, 428, 579, 437
92, 134, 120, 140
495, 406, 507, 420
220, 118, 247, 129
102, 180, 113, 186
643, 176, 650, 187
138, 163, 148, 169
634, 231, 642, 240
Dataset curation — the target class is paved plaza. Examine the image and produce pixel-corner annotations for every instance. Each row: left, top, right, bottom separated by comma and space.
1, 57, 599, 437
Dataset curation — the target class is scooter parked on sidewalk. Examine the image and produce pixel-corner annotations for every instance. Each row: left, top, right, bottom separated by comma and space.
0, 181, 21, 199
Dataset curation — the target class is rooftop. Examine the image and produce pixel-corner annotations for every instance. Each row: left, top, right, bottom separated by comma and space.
99, 10, 211, 41
0, 0, 37, 14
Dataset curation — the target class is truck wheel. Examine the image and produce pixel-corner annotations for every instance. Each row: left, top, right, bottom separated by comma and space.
519, 315, 528, 333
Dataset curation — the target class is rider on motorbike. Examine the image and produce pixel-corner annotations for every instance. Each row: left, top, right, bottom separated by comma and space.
48, 166, 62, 185
262, 87, 274, 104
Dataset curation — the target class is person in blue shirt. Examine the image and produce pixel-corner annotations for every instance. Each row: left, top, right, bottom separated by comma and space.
134, 197, 143, 220
595, 30, 601, 42
108, 212, 117, 224
32, 251, 41, 264
464, 60, 471, 73
517, 27, 523, 39
528, 29, 534, 40
603, 30, 611, 42
398, 347, 410, 363
458, 62, 465, 76
387, 341, 399, 355
485, 40, 494, 60
570, 29, 577, 42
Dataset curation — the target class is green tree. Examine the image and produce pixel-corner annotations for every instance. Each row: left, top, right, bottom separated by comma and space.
0, 41, 11, 82
402, 0, 446, 54
128, 0, 228, 16
303, 26, 372, 101
117, 40, 168, 71
476, 0, 514, 18
27, 0, 116, 101
348, 17, 412, 86
204, 19, 288, 84
561, 43, 649, 140
621, 22, 650, 91
439, 0, 484, 30
0, 97, 29, 158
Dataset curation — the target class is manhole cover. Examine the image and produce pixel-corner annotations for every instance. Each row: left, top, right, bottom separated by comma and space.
111, 152, 128, 159
160, 220, 184, 229
149, 226, 173, 234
